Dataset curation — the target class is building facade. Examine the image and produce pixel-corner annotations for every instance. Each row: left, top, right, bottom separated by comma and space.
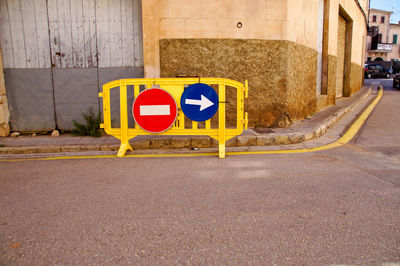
143, 0, 368, 127
388, 23, 400, 61
366, 8, 400, 62
0, 0, 368, 136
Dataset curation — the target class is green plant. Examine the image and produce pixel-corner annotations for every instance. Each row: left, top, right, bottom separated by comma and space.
72, 107, 102, 137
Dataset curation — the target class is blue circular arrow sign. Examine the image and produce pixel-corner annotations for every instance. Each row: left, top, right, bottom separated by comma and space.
180, 83, 219, 122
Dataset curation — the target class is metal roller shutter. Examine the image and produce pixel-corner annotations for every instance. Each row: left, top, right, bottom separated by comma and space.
336, 15, 346, 98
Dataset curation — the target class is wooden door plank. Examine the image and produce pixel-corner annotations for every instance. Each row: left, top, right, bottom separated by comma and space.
0, 0, 15, 68
121, 0, 134, 67
7, 0, 27, 68
34, 0, 51, 68
96, 0, 110, 67
70, 0, 85, 67
57, 0, 73, 68
108, 0, 122, 67
83, 0, 97, 67
21, 0, 39, 68
47, 0, 61, 68
133, 0, 143, 67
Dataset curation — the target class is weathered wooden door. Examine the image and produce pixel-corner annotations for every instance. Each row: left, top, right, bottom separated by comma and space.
0, 0, 55, 131
0, 0, 143, 131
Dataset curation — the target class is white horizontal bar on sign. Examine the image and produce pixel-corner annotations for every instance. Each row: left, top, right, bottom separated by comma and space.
140, 105, 170, 116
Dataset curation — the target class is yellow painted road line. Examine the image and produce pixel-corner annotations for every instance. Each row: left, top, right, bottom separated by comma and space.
0, 152, 219, 162
227, 87, 383, 156
0, 88, 383, 162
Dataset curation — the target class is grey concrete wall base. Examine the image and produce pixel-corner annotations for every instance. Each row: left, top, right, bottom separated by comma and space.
4, 67, 145, 132
99, 67, 144, 128
53, 68, 99, 130
55, 66, 144, 130
4, 68, 55, 131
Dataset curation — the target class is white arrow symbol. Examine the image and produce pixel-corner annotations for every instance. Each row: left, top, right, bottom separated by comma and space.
185, 95, 214, 111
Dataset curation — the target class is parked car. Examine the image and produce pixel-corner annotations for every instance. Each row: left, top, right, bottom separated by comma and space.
393, 74, 400, 89
364, 63, 391, 79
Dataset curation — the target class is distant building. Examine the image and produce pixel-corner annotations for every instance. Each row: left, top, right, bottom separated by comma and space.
389, 23, 400, 61
366, 8, 400, 62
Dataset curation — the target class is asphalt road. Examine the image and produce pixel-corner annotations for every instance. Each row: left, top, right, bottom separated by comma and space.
1, 79, 399, 265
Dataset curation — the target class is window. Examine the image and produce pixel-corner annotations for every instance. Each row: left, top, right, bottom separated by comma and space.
373, 15, 377, 22
394, 34, 398, 44
381, 16, 385, 23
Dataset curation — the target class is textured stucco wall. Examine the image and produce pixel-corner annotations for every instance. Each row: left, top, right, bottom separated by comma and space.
286, 42, 318, 125
0, 47, 10, 136
145, 0, 367, 94
328, 0, 367, 62
160, 39, 318, 128
286, 0, 319, 50
148, 0, 367, 128
142, 0, 288, 78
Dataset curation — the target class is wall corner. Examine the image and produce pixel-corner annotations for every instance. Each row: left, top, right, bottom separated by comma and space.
142, 0, 162, 78
0, 46, 10, 137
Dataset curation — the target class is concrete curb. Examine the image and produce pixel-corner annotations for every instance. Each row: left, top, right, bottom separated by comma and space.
0, 87, 372, 155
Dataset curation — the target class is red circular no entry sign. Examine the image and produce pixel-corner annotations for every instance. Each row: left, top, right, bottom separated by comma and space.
132, 88, 177, 133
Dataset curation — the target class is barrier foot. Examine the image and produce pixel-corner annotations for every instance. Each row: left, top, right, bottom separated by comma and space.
117, 142, 133, 157
219, 143, 226, 159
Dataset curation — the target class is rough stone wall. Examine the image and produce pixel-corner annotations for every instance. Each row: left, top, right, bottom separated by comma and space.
0, 48, 10, 136
160, 39, 319, 128
285, 41, 318, 126
347, 62, 363, 96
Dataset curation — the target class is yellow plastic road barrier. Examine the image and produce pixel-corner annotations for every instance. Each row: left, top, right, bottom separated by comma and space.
98, 78, 249, 158
0, 88, 382, 163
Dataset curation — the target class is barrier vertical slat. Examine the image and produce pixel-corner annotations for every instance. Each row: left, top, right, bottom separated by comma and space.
133, 83, 140, 129
237, 83, 244, 132
117, 80, 133, 157
244, 80, 249, 130
218, 80, 226, 158
160, 84, 185, 129
192, 121, 198, 129
178, 111, 185, 129
175, 84, 186, 129
205, 120, 211, 129
102, 85, 111, 130
134, 83, 140, 97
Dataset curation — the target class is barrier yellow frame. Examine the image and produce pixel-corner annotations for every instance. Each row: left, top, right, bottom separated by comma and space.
98, 78, 248, 158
